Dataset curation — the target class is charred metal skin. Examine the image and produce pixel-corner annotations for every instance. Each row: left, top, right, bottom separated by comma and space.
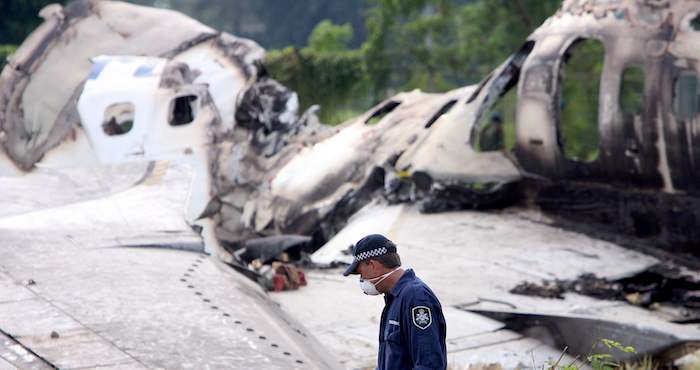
0, 0, 525, 261
516, 0, 693, 186
3, 0, 700, 263
396, 0, 700, 255
507, 0, 700, 253
0, 0, 314, 257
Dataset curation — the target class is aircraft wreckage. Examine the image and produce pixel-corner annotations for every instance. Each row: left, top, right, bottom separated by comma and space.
1, 0, 700, 368
2, 0, 700, 260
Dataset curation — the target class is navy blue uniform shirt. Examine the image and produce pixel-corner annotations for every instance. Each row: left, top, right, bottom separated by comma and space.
377, 269, 447, 370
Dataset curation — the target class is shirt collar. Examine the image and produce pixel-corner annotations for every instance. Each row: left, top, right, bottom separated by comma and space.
388, 268, 415, 298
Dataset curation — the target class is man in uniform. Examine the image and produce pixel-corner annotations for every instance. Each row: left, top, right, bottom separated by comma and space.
343, 234, 447, 370
478, 112, 505, 151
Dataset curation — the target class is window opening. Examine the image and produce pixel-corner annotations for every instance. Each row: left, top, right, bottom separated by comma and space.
691, 13, 700, 31
674, 69, 698, 121
559, 38, 604, 162
102, 102, 134, 136
475, 88, 516, 152
472, 41, 534, 152
170, 95, 198, 126
620, 66, 645, 115
425, 100, 456, 128
365, 100, 401, 125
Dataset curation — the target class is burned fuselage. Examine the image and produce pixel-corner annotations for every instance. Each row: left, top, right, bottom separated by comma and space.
511, 0, 700, 252
397, 0, 700, 256
270, 0, 700, 255
2, 0, 699, 261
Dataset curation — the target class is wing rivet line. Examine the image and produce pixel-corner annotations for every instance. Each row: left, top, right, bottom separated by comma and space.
180, 255, 305, 366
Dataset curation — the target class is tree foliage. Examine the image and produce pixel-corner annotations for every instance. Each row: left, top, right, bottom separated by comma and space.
129, 0, 368, 49
560, 39, 605, 162
360, 0, 560, 96
267, 46, 368, 124
307, 20, 354, 53
265, 0, 562, 124
0, 45, 18, 70
0, 0, 67, 45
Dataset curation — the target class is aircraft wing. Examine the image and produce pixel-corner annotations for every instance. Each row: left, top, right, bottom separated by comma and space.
0, 164, 342, 370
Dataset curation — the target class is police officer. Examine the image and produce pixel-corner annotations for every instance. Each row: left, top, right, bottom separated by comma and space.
343, 234, 447, 370
478, 112, 505, 151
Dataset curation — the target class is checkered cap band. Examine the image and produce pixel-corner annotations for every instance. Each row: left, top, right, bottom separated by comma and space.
355, 247, 388, 262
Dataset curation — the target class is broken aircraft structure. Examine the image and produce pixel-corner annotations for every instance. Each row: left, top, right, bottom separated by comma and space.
1, 0, 700, 367
2, 0, 699, 264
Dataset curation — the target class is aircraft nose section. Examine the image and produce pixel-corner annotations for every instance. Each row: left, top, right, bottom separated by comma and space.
78, 56, 213, 164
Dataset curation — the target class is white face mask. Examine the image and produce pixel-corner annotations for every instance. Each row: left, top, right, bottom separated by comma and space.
359, 268, 399, 296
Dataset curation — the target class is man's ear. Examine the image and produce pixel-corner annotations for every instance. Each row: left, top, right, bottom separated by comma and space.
362, 259, 372, 273
357, 260, 369, 275
366, 259, 380, 272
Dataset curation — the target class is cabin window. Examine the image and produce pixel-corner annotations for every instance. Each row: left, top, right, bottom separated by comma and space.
365, 100, 401, 125
102, 102, 134, 136
559, 38, 604, 162
620, 65, 645, 115
691, 13, 700, 31
169, 95, 198, 126
674, 70, 699, 121
425, 100, 456, 128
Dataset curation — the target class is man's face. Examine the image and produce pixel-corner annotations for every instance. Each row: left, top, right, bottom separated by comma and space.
357, 260, 381, 280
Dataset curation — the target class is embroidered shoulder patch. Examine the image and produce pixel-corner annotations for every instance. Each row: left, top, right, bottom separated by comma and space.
412, 306, 432, 330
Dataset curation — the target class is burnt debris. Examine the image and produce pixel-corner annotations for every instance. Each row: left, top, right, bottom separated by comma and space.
467, 309, 699, 366
5, 0, 700, 286
511, 264, 700, 314
382, 161, 521, 214
226, 234, 312, 265
533, 181, 700, 259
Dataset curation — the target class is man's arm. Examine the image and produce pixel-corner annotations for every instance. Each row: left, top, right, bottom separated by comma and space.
402, 292, 447, 370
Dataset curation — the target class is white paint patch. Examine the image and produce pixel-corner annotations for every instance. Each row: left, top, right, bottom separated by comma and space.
8, 344, 35, 363
311, 203, 404, 265
656, 109, 675, 192
271, 123, 367, 198
601, 92, 615, 130
174, 45, 244, 131
0, 153, 23, 177
77, 56, 165, 164
34, 128, 101, 169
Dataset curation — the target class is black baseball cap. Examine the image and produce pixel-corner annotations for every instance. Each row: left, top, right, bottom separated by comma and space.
342, 234, 398, 276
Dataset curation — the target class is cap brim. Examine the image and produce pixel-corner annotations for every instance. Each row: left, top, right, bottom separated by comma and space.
342, 259, 360, 276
